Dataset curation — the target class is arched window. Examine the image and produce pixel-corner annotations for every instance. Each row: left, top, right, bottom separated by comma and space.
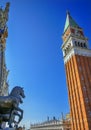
75, 41, 77, 46
65, 49, 67, 55
84, 43, 87, 48
78, 42, 80, 46
81, 43, 83, 47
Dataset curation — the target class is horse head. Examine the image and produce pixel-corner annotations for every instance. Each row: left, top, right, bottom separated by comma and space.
10, 86, 25, 103
19, 87, 25, 99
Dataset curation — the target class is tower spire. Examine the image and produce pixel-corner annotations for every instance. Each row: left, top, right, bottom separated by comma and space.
64, 12, 80, 33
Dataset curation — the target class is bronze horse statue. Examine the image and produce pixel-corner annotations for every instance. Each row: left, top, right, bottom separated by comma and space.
0, 86, 25, 128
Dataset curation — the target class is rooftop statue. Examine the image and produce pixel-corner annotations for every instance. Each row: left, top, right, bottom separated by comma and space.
0, 2, 10, 45
0, 2, 10, 31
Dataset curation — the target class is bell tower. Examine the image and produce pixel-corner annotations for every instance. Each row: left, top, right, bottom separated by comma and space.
0, 3, 10, 96
62, 12, 91, 130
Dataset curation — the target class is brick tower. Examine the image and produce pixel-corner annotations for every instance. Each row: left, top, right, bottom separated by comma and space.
62, 12, 91, 130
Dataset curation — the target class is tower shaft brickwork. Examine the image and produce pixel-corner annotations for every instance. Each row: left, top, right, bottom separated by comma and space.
62, 12, 91, 130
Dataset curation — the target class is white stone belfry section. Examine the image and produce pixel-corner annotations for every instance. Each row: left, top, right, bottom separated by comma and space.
0, 2, 10, 96
62, 34, 91, 64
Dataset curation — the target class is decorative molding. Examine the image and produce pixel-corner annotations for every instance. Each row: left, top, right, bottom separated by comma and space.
64, 47, 91, 64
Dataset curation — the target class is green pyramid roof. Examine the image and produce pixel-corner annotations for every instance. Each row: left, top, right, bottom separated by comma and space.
64, 12, 80, 33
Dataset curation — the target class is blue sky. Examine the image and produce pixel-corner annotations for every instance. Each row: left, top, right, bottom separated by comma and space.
1, 0, 91, 128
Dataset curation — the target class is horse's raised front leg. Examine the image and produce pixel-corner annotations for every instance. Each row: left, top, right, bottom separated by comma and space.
15, 107, 23, 124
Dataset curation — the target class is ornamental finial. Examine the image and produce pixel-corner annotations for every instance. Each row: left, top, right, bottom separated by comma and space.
66, 10, 70, 16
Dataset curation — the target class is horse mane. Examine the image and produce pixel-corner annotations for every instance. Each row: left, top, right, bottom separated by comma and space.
9, 86, 23, 96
